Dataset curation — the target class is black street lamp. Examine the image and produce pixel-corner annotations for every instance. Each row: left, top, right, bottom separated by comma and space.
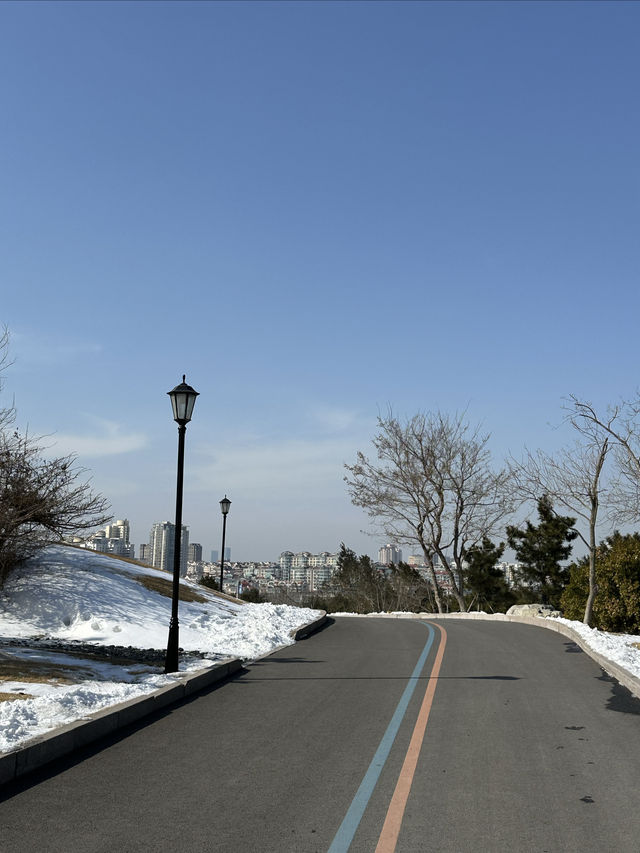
219, 495, 231, 595
165, 375, 199, 674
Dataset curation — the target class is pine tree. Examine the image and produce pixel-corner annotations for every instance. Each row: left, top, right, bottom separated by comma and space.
506, 496, 577, 608
464, 536, 514, 612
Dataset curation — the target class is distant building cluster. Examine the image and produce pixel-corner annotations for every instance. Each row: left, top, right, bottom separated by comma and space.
210, 548, 231, 563
495, 561, 525, 586
80, 518, 197, 579
195, 550, 341, 598
76, 519, 523, 603
378, 544, 403, 565
277, 551, 339, 589
81, 519, 134, 560
405, 554, 524, 592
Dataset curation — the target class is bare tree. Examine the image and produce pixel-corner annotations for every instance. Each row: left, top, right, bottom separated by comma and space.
0, 330, 111, 584
344, 410, 512, 612
509, 434, 612, 627
0, 326, 15, 432
569, 395, 640, 522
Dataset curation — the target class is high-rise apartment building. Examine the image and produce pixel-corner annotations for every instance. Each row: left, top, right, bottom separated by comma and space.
104, 519, 130, 544
149, 521, 189, 576
378, 544, 403, 565
188, 543, 203, 562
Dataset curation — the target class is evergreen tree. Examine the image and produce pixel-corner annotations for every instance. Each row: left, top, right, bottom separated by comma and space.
561, 532, 640, 633
388, 561, 433, 612
506, 496, 577, 608
331, 544, 392, 613
463, 536, 514, 612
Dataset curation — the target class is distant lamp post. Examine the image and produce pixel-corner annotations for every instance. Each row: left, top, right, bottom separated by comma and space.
165, 375, 199, 674
219, 495, 231, 595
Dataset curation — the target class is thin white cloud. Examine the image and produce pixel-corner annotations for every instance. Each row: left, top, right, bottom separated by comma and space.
193, 435, 360, 498
10, 329, 102, 368
307, 405, 360, 433
47, 416, 148, 458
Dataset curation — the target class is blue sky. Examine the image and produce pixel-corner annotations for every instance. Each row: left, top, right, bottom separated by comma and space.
1, 1, 639, 560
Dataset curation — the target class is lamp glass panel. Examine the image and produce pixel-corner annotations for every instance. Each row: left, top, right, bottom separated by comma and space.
184, 391, 197, 421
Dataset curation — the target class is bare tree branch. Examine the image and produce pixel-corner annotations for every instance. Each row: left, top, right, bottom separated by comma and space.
345, 410, 513, 613
0, 331, 111, 583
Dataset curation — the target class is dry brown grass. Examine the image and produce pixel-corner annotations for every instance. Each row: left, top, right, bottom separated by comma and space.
0, 656, 89, 685
133, 573, 208, 603
0, 659, 77, 701
0, 649, 164, 701
0, 692, 34, 703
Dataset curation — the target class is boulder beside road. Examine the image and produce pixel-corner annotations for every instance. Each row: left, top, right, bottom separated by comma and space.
506, 603, 563, 618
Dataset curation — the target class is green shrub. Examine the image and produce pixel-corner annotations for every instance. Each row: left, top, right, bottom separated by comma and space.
561, 532, 640, 632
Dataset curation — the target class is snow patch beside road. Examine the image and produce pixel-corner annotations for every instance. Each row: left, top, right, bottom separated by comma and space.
0, 546, 321, 752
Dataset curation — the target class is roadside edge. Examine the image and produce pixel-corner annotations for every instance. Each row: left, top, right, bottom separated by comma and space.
417, 612, 640, 701
0, 610, 329, 787
0, 657, 242, 786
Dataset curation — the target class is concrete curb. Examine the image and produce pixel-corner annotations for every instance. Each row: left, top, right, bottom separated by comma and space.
0, 657, 243, 787
0, 612, 329, 786
248, 611, 329, 664
291, 611, 328, 641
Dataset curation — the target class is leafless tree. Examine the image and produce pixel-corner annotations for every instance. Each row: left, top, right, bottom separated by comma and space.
0, 329, 111, 584
509, 403, 616, 625
0, 327, 15, 432
569, 395, 640, 522
344, 410, 512, 612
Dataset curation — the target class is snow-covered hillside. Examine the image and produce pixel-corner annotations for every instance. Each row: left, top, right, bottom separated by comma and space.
0, 546, 322, 752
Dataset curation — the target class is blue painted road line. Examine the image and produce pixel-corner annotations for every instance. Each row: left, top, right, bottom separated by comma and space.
327, 622, 435, 853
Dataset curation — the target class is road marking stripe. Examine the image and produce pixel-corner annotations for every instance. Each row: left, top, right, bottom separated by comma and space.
327, 623, 436, 853
374, 622, 447, 853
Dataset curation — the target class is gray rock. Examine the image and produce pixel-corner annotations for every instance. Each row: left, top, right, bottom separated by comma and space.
506, 603, 562, 618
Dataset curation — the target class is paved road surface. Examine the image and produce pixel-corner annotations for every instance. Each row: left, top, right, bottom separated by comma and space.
1, 617, 640, 852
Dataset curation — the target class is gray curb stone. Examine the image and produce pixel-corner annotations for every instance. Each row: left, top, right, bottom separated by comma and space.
0, 611, 329, 787
291, 611, 328, 641
0, 657, 243, 786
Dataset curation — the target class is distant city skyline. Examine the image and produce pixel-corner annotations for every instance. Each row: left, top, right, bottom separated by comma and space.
2, 2, 639, 560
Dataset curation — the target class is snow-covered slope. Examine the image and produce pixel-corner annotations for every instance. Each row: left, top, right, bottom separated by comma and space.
0, 546, 322, 752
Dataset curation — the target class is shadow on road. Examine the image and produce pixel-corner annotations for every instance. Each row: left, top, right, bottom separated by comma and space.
236, 674, 522, 682
597, 671, 640, 716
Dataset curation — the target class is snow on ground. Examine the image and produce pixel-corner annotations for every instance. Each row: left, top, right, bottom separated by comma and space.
553, 617, 640, 680
0, 546, 322, 753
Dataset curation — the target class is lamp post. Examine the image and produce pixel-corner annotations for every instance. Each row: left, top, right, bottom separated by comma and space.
219, 495, 231, 595
165, 375, 199, 674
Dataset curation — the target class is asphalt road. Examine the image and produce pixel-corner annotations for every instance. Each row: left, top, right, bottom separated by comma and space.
1, 617, 640, 853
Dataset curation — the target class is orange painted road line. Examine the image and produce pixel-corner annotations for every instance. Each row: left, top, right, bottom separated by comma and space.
375, 622, 447, 853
